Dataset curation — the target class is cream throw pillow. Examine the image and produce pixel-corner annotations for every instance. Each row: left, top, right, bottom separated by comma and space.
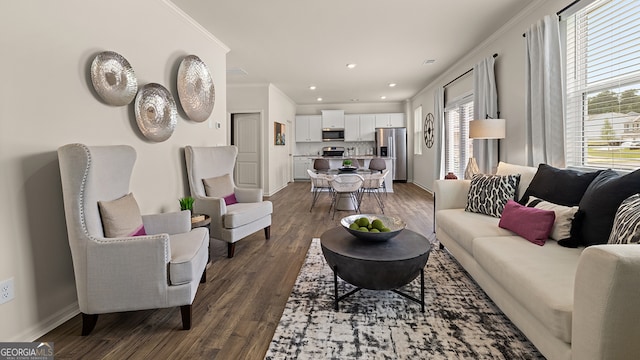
98, 193, 146, 238
526, 196, 578, 241
203, 174, 235, 198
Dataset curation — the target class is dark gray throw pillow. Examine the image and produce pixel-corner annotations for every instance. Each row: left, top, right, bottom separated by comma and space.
519, 164, 602, 206
573, 169, 640, 247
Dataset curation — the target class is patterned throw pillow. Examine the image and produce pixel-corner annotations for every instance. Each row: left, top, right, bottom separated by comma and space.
465, 174, 521, 218
608, 193, 640, 244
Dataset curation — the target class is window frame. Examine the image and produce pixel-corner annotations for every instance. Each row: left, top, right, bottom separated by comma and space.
444, 92, 474, 179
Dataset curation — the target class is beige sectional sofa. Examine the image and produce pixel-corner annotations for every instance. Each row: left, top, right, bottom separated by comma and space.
434, 162, 640, 360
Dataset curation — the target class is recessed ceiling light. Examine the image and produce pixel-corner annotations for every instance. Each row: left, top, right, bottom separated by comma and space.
317, 97, 323, 102
388, 83, 397, 87
380, 96, 387, 100
351, 98, 359, 102
423, 59, 436, 65
309, 85, 316, 90
346, 63, 357, 69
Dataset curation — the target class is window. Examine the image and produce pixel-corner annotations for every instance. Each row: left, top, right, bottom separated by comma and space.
564, 0, 640, 170
414, 105, 423, 155
444, 96, 474, 178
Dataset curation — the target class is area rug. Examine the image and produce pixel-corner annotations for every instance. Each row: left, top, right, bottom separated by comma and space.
265, 238, 545, 360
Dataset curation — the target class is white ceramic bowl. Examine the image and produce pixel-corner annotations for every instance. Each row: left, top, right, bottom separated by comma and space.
340, 214, 406, 241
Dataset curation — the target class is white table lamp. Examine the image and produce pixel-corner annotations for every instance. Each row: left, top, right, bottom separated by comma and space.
465, 118, 506, 178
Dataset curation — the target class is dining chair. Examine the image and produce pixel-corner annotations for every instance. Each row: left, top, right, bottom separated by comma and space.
360, 170, 389, 213
329, 174, 365, 219
307, 169, 334, 212
313, 158, 330, 171
368, 158, 388, 196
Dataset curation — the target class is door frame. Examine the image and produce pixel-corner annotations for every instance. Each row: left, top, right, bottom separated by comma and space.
229, 110, 264, 189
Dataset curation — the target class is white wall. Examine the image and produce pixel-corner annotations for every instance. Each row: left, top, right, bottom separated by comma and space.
268, 85, 297, 192
0, 0, 229, 341
410, 0, 574, 192
227, 83, 296, 196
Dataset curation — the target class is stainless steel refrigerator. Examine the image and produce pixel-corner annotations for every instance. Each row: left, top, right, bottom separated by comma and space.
375, 127, 407, 181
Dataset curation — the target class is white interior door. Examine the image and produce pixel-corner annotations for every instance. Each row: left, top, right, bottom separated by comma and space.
233, 113, 261, 188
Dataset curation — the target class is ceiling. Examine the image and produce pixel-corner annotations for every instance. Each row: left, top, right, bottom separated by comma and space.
172, 0, 533, 105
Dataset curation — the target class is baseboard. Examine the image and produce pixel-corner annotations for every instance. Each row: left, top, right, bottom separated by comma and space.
13, 302, 79, 342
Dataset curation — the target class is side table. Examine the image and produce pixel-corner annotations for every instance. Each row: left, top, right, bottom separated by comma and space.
191, 214, 211, 267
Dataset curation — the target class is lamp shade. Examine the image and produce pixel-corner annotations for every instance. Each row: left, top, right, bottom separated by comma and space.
469, 118, 506, 139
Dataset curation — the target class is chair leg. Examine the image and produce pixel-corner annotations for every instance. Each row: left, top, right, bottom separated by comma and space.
227, 243, 236, 258
200, 269, 206, 283
264, 226, 271, 239
180, 305, 192, 330
81, 313, 99, 336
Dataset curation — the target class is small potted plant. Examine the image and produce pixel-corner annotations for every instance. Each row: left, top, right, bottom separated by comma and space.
179, 196, 194, 212
342, 159, 353, 167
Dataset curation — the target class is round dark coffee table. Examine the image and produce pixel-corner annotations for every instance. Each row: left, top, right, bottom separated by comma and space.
320, 226, 431, 311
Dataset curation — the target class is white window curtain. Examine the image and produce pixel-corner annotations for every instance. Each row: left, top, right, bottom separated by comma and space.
434, 87, 445, 180
525, 14, 565, 168
473, 56, 498, 174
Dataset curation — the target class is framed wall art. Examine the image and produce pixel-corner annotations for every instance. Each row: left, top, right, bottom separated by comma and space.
274, 122, 286, 145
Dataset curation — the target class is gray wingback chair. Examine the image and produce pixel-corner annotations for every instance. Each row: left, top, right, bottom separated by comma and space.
184, 146, 272, 258
57, 144, 209, 335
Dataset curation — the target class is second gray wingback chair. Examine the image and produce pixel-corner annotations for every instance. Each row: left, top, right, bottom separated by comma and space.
57, 144, 209, 335
184, 146, 273, 258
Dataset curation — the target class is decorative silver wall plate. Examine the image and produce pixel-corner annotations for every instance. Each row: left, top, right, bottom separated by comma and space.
90, 51, 137, 106
177, 55, 215, 122
134, 83, 177, 142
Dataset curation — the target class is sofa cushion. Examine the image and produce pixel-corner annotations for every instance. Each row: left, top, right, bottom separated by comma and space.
608, 193, 640, 244
473, 236, 583, 343
98, 193, 146, 238
465, 174, 520, 218
203, 173, 235, 198
519, 164, 602, 206
526, 196, 579, 242
496, 162, 538, 202
575, 169, 640, 247
223, 201, 273, 229
499, 200, 555, 246
168, 229, 208, 285
436, 209, 514, 254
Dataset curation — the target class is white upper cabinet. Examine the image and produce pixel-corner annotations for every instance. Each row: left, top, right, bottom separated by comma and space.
345, 114, 375, 141
321, 110, 345, 129
375, 113, 405, 128
295, 115, 322, 142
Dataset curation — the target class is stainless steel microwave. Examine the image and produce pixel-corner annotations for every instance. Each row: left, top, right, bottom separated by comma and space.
322, 129, 344, 141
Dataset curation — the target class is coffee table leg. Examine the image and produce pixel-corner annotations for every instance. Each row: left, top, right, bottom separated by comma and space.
420, 268, 425, 313
333, 266, 339, 311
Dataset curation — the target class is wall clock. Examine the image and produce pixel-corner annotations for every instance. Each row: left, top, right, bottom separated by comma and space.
424, 113, 434, 148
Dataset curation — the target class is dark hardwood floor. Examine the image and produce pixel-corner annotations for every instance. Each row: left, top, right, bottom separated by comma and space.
40, 181, 435, 359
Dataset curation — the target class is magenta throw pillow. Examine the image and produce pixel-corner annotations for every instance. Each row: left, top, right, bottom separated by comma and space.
223, 193, 238, 206
499, 200, 555, 246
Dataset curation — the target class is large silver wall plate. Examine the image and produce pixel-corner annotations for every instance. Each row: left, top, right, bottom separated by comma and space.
134, 83, 177, 142
177, 55, 215, 122
90, 51, 138, 106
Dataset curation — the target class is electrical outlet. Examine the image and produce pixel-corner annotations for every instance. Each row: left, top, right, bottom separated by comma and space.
0, 278, 15, 304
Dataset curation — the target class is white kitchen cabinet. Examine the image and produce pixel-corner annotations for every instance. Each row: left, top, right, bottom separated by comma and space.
375, 113, 405, 128
345, 114, 375, 141
295, 115, 322, 142
321, 110, 345, 129
293, 157, 313, 179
